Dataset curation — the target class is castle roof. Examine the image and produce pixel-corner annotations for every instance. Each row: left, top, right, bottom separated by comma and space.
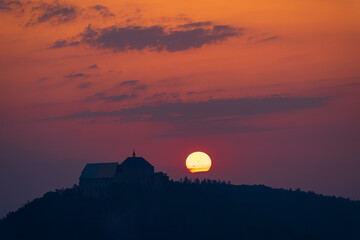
80, 162, 118, 179
119, 156, 154, 170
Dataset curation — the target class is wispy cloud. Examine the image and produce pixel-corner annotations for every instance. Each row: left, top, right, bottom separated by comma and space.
89, 5, 114, 18
178, 21, 212, 28
255, 35, 279, 43
120, 80, 139, 86
51, 21, 243, 52
3, 1, 115, 26
50, 39, 80, 49
49, 96, 328, 136
248, 33, 280, 43
26, 1, 80, 26
86, 80, 147, 103
88, 64, 98, 69
64, 72, 88, 79
53, 97, 328, 121
114, 80, 147, 91
114, 97, 328, 122
0, 0, 21, 11
91, 93, 137, 103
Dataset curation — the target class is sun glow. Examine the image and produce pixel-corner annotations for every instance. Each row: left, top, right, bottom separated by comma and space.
186, 152, 212, 173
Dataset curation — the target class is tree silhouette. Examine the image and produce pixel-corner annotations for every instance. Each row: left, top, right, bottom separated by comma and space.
1, 179, 359, 240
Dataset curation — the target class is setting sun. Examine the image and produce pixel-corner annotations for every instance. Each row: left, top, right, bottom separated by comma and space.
186, 152, 212, 173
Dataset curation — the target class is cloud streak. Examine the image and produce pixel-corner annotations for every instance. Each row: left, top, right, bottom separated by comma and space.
50, 39, 80, 48
90, 93, 137, 103
53, 96, 328, 121
116, 97, 328, 122
26, 1, 80, 26
88, 64, 98, 69
248, 33, 280, 44
0, 0, 21, 11
52, 21, 243, 52
89, 5, 114, 18
86, 80, 147, 103
119, 80, 139, 86
49, 96, 328, 136
64, 72, 88, 79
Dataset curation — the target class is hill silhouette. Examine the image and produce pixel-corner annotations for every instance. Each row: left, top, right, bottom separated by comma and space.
1, 178, 359, 240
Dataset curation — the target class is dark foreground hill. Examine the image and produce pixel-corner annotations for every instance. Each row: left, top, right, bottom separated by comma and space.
1, 180, 360, 240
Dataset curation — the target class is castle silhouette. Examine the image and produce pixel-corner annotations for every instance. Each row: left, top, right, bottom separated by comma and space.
79, 151, 168, 197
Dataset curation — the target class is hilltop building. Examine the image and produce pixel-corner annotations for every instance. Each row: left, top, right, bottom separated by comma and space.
79, 151, 168, 197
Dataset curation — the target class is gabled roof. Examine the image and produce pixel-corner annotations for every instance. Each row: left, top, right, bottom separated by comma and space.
80, 162, 118, 179
120, 157, 154, 170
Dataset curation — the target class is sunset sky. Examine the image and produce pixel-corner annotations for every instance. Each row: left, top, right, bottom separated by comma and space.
1, 0, 360, 217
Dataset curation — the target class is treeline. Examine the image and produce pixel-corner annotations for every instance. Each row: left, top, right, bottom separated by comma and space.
1, 180, 360, 240
177, 176, 231, 185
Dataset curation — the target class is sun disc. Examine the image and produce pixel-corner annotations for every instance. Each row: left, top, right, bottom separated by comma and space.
186, 151, 212, 173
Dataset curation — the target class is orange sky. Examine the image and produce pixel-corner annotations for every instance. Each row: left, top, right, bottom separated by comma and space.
0, 0, 360, 217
